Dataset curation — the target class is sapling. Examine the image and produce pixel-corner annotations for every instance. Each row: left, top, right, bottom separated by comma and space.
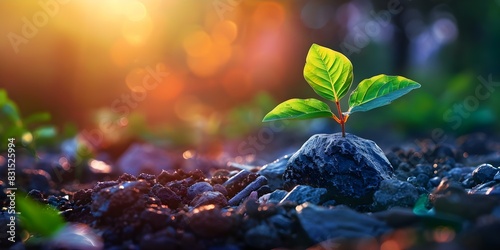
262, 43, 420, 137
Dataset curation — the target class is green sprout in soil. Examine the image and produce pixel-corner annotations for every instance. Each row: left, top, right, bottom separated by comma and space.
262, 43, 421, 137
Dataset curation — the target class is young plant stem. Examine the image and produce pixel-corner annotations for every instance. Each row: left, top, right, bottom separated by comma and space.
335, 101, 346, 137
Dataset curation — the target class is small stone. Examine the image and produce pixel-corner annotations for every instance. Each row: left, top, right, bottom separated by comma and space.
267, 190, 288, 204
372, 179, 419, 211
257, 155, 290, 190
446, 167, 465, 182
414, 164, 433, 177
138, 173, 157, 185
279, 185, 327, 205
495, 172, 500, 181
213, 184, 228, 196
154, 187, 182, 209
472, 164, 499, 184
190, 191, 228, 208
228, 176, 268, 206
296, 203, 389, 244
283, 133, 393, 205
187, 182, 213, 200
469, 181, 500, 196
257, 185, 272, 197
429, 176, 442, 187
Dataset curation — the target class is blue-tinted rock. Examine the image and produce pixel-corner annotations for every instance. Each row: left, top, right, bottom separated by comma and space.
267, 190, 288, 204
472, 164, 499, 184
296, 203, 389, 244
190, 191, 227, 208
279, 185, 326, 205
257, 155, 290, 190
495, 171, 500, 181
470, 181, 500, 196
283, 133, 393, 205
372, 179, 418, 211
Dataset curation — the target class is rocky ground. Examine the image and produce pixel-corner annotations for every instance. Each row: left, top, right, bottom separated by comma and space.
1, 132, 500, 249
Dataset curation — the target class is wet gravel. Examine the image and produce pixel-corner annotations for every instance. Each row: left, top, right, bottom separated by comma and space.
1, 133, 500, 249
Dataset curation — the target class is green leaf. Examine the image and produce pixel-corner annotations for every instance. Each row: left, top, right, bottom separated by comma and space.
413, 194, 432, 215
17, 195, 66, 237
262, 98, 333, 122
0, 89, 7, 105
347, 75, 421, 115
303, 43, 353, 102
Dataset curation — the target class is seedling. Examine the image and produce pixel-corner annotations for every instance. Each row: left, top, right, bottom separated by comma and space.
263, 44, 421, 137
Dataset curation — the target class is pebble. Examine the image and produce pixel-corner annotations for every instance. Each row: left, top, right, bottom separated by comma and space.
266, 190, 288, 204
279, 185, 327, 205
153, 186, 182, 209
257, 155, 290, 190
190, 191, 228, 208
296, 203, 389, 244
187, 182, 213, 200
228, 176, 268, 206
472, 164, 499, 184
372, 179, 419, 211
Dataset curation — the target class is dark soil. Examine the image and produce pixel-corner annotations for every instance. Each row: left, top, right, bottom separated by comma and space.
2, 132, 500, 250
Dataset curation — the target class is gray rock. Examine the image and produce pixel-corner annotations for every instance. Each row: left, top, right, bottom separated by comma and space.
190, 191, 227, 208
228, 176, 268, 206
116, 143, 174, 176
279, 185, 327, 205
187, 182, 213, 200
372, 179, 418, 211
469, 181, 500, 196
296, 203, 389, 244
495, 171, 500, 181
472, 164, 499, 184
244, 222, 281, 249
257, 155, 290, 190
284, 133, 393, 205
267, 190, 288, 204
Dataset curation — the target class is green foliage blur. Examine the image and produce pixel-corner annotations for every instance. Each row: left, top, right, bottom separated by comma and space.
0, 89, 56, 152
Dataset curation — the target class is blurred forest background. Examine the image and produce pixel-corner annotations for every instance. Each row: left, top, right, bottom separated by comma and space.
1, 0, 499, 158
